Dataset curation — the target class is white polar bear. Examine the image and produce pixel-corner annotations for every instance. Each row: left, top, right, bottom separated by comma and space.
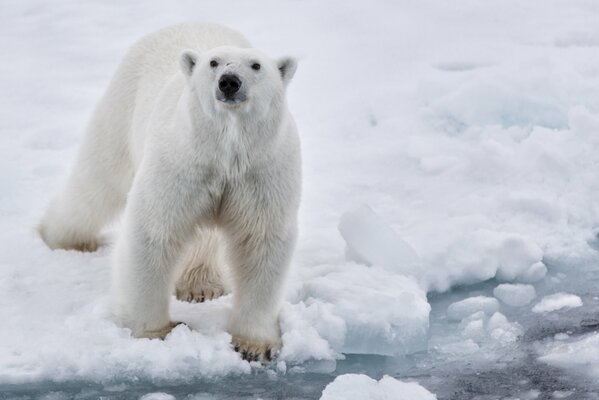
38, 23, 301, 362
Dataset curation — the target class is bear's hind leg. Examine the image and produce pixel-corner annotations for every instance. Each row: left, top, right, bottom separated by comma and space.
176, 228, 229, 303
38, 143, 131, 252
38, 176, 128, 252
38, 64, 137, 252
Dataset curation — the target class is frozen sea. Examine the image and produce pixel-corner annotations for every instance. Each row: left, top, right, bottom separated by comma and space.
2, 0, 599, 399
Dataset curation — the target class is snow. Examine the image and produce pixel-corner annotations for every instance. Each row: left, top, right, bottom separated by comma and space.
531, 293, 583, 313
446, 296, 500, 321
2, 0, 599, 397
493, 283, 537, 307
319, 374, 437, 400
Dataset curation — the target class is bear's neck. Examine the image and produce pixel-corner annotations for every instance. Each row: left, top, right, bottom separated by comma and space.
183, 91, 286, 173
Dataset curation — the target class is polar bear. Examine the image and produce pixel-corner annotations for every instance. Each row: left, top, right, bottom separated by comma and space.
38, 23, 301, 362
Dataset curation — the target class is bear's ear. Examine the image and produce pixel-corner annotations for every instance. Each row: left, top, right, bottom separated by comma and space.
277, 57, 297, 86
180, 49, 200, 78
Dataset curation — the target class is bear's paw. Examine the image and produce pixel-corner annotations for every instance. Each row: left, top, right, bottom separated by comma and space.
232, 335, 281, 363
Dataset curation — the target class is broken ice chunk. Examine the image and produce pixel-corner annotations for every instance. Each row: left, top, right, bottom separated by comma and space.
518, 261, 547, 283
447, 296, 500, 321
320, 374, 437, 400
493, 283, 536, 307
338, 205, 421, 276
302, 263, 430, 357
139, 394, 176, 400
532, 293, 583, 313
487, 312, 522, 342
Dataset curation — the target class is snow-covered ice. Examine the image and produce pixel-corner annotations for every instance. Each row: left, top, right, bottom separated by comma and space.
319, 374, 437, 400
291, 263, 430, 357
532, 293, 583, 313
493, 283, 537, 307
3, 0, 599, 398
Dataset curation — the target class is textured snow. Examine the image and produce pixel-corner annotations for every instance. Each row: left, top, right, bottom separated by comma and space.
2, 0, 599, 394
493, 283, 537, 307
319, 374, 437, 400
531, 293, 583, 313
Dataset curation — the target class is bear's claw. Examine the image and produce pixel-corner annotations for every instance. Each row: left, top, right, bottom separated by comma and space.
176, 286, 225, 303
175, 260, 228, 304
64, 240, 99, 252
232, 335, 278, 363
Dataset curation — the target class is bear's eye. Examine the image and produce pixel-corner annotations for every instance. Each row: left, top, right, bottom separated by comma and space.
251, 63, 261, 71
210, 60, 218, 68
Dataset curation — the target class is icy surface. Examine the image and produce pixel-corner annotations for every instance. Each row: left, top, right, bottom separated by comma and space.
539, 332, 599, 382
2, 0, 599, 398
532, 293, 583, 313
320, 374, 437, 400
338, 205, 422, 277
493, 283, 537, 307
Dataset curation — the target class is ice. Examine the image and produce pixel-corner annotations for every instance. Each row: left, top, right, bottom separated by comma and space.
539, 332, 599, 380
338, 205, 422, 277
446, 296, 500, 321
552, 391, 575, 399
421, 232, 547, 292
532, 293, 583, 313
331, 207, 429, 356
493, 283, 536, 307
486, 312, 522, 343
434, 308, 522, 360
518, 262, 548, 284
278, 301, 344, 363
140, 394, 176, 400
319, 374, 437, 400
297, 263, 430, 357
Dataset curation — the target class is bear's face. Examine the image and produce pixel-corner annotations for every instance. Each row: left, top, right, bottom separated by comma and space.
180, 46, 297, 118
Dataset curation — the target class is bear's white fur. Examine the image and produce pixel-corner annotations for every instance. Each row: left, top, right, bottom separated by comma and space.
38, 23, 301, 362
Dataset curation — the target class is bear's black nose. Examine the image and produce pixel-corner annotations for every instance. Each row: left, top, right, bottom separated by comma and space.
218, 74, 241, 97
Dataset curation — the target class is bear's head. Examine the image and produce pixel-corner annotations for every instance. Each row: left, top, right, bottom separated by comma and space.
179, 46, 297, 119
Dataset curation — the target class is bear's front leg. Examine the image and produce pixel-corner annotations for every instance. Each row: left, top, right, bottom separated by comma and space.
223, 209, 297, 362
112, 223, 187, 338
111, 162, 208, 339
